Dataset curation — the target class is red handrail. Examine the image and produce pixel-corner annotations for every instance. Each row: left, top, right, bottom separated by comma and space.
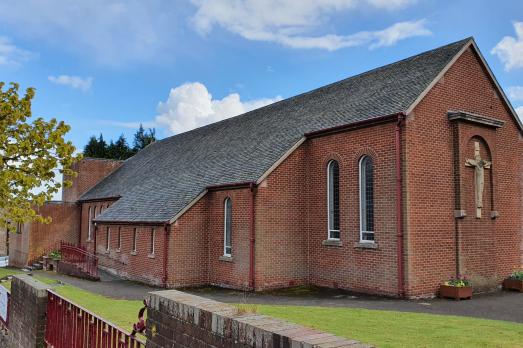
45, 290, 145, 348
60, 241, 99, 279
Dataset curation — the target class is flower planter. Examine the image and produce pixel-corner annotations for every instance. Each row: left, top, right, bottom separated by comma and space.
439, 285, 472, 300
503, 278, 523, 292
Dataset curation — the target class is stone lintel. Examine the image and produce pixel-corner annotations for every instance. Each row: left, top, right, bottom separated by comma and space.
448, 110, 505, 128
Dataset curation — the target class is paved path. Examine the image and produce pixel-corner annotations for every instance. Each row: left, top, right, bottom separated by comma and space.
185, 287, 523, 323
32, 269, 162, 300
31, 270, 523, 323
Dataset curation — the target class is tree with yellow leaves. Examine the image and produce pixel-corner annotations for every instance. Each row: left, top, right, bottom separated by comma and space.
0, 82, 80, 230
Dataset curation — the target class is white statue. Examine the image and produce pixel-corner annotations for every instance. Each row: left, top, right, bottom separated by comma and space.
465, 141, 491, 218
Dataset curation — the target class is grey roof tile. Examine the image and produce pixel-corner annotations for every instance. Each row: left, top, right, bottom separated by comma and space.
82, 38, 471, 223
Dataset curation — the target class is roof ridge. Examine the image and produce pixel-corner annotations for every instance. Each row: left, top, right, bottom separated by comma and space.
154, 37, 473, 145
81, 37, 475, 222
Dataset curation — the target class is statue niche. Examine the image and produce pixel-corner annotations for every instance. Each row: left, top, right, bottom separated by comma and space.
464, 139, 492, 218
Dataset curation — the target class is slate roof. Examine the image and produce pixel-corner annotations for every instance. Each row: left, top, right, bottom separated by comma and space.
83, 38, 471, 223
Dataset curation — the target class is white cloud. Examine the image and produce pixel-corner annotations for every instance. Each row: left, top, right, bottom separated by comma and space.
0, 36, 32, 66
516, 106, 523, 119
48, 75, 93, 91
492, 22, 523, 71
190, 0, 428, 50
155, 82, 282, 134
0, 1, 176, 66
508, 86, 523, 101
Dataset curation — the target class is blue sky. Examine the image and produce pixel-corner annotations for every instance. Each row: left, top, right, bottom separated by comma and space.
1, 0, 522, 152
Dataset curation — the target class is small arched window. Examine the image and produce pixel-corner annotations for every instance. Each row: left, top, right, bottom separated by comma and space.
224, 198, 232, 256
106, 227, 111, 251
327, 160, 340, 240
132, 228, 138, 253
87, 207, 92, 241
359, 156, 375, 242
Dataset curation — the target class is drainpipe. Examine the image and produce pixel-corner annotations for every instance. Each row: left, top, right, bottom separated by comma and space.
162, 222, 170, 287
395, 112, 406, 297
249, 181, 257, 290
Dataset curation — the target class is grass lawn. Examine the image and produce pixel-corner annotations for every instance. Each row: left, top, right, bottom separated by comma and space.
53, 285, 143, 331
258, 305, 523, 348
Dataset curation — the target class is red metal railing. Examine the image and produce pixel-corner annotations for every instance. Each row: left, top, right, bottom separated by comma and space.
45, 290, 145, 348
60, 241, 99, 280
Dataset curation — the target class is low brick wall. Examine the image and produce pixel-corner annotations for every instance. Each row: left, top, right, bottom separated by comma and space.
8, 275, 53, 348
146, 290, 371, 348
57, 261, 99, 281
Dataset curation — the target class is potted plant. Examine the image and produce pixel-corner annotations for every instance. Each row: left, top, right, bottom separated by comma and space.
439, 275, 472, 300
503, 271, 523, 292
47, 250, 61, 272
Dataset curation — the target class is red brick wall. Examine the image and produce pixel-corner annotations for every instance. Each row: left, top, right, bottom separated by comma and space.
405, 47, 523, 296
9, 202, 80, 267
80, 201, 117, 254
305, 124, 399, 295
207, 189, 251, 289
254, 145, 308, 290
167, 198, 209, 288
95, 223, 166, 286
62, 158, 122, 202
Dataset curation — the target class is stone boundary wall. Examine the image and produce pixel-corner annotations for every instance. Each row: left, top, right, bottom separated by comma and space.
8, 275, 52, 348
146, 290, 371, 348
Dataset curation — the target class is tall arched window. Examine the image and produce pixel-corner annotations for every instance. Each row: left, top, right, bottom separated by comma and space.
106, 227, 111, 251
327, 160, 340, 240
87, 207, 92, 240
224, 197, 232, 256
359, 156, 374, 242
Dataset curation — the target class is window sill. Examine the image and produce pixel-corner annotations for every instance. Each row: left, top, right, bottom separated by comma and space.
148, 253, 156, 259
354, 242, 378, 249
104, 250, 110, 254
130, 251, 137, 256
322, 239, 342, 247
219, 255, 233, 262
116, 248, 121, 253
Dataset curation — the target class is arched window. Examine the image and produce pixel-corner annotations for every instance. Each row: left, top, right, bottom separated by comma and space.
106, 227, 111, 251
117, 227, 122, 251
327, 160, 340, 240
87, 207, 92, 241
359, 156, 374, 242
132, 228, 138, 253
150, 228, 156, 255
224, 198, 232, 256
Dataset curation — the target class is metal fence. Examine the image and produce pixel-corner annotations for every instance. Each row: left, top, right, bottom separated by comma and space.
45, 290, 145, 348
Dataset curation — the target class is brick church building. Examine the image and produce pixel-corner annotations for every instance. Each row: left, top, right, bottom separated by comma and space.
10, 37, 523, 298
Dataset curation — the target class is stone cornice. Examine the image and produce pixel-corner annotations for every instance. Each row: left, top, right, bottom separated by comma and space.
447, 110, 505, 128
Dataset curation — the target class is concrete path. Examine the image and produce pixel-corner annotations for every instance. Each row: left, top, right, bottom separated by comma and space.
30, 270, 523, 323
32, 269, 162, 300
184, 287, 523, 324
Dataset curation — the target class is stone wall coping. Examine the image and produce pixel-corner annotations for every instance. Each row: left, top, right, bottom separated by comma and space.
12, 274, 54, 294
148, 289, 373, 347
